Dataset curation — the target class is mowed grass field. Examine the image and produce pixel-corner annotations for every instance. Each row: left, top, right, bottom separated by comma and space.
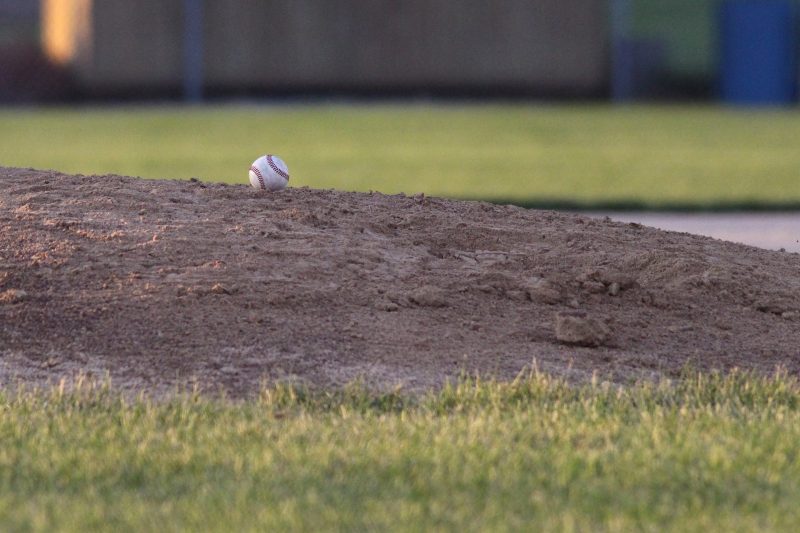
1, 104, 800, 207
4, 105, 800, 530
2, 372, 800, 531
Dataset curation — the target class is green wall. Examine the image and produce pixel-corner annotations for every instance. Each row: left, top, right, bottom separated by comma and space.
632, 0, 715, 80
632, 0, 800, 84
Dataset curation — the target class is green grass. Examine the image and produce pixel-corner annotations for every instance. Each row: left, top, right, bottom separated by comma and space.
2, 104, 800, 208
2, 371, 800, 531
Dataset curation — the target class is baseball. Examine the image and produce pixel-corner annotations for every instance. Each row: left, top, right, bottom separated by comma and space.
249, 154, 290, 191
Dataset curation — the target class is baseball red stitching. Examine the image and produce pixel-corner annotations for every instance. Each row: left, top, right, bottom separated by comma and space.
250, 165, 266, 189
266, 155, 290, 181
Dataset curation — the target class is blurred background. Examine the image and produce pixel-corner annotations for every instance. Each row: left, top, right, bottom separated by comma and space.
1, 0, 799, 249
3, 0, 798, 103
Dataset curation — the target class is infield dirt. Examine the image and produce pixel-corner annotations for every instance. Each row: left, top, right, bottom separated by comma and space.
2, 167, 799, 395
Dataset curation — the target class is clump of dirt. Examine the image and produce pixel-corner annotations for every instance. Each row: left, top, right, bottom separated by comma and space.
0, 288, 28, 304
1, 167, 799, 396
554, 311, 610, 347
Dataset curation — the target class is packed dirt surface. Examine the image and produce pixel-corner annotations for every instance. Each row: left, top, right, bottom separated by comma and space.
2, 167, 800, 396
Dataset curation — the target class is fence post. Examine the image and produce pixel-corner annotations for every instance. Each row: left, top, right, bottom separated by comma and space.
183, 0, 204, 102
610, 0, 633, 102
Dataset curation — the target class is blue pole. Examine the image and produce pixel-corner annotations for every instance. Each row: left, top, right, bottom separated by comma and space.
183, 0, 204, 102
610, 0, 632, 102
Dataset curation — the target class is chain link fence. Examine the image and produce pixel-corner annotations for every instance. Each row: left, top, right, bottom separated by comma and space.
0, 0, 72, 103
4, 0, 611, 103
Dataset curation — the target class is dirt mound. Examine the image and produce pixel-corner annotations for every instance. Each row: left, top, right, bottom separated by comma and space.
2, 167, 799, 395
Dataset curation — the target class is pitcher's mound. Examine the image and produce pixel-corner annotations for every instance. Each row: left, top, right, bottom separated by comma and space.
2, 167, 799, 395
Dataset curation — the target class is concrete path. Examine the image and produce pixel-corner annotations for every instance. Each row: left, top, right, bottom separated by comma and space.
592, 212, 800, 253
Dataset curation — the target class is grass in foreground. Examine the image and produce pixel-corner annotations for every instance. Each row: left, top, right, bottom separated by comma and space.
1, 371, 800, 531
1, 105, 800, 208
